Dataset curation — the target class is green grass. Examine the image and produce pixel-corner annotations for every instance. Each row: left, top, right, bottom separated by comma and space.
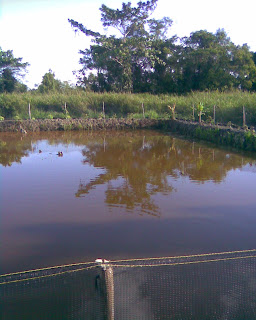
0, 90, 256, 127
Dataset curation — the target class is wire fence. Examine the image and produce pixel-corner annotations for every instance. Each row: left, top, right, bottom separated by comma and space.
1, 249, 256, 319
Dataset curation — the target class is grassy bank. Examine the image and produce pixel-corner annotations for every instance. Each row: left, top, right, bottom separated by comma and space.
1, 90, 256, 127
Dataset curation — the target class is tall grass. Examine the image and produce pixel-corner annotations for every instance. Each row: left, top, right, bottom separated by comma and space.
0, 90, 256, 126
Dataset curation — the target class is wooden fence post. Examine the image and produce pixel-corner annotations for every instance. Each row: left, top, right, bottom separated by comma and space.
243, 106, 246, 127
64, 102, 67, 116
142, 103, 145, 119
28, 103, 31, 120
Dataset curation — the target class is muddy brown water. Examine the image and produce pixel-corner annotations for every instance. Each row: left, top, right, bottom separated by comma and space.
1, 130, 256, 274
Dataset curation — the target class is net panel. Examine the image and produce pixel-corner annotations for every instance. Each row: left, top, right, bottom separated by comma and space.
1, 250, 256, 320
112, 250, 256, 319
1, 263, 107, 320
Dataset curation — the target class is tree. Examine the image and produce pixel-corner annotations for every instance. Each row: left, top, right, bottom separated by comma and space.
38, 70, 63, 93
231, 44, 256, 90
251, 52, 256, 91
0, 47, 29, 93
69, 0, 174, 92
69, 2, 256, 93
178, 30, 256, 92
1, 68, 16, 93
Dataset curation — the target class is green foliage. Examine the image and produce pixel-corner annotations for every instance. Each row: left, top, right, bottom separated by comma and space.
197, 102, 205, 123
0, 69, 16, 92
1, 90, 256, 127
14, 81, 28, 93
197, 102, 204, 112
77, 123, 83, 130
145, 110, 159, 119
69, 0, 174, 93
0, 115, 4, 121
127, 113, 142, 119
63, 123, 73, 131
0, 47, 29, 93
37, 70, 64, 93
69, 2, 256, 94
177, 30, 256, 93
244, 130, 256, 150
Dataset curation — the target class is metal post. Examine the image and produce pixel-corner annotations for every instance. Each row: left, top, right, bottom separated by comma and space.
95, 259, 114, 320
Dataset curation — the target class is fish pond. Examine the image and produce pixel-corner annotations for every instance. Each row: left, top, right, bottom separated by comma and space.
1, 130, 256, 274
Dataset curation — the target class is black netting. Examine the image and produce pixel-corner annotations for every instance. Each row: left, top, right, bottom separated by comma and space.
1, 250, 256, 320
1, 263, 107, 320
113, 251, 256, 319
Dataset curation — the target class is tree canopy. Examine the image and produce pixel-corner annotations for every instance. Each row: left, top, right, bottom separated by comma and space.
0, 47, 29, 93
69, 0, 256, 93
69, 0, 175, 92
37, 70, 73, 93
178, 30, 256, 92
37, 70, 62, 93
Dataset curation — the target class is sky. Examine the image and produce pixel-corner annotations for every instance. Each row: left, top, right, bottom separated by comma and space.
0, 0, 256, 89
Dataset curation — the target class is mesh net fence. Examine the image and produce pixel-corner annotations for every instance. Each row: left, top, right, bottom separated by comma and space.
1, 249, 256, 320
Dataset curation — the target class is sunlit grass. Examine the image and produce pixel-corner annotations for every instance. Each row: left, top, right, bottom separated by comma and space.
0, 90, 256, 126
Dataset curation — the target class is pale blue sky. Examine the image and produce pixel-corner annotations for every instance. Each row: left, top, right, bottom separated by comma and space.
1, 0, 255, 88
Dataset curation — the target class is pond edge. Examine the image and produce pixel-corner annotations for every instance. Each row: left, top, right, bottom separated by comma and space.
0, 118, 255, 152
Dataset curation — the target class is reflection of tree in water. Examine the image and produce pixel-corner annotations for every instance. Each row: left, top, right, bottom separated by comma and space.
1, 130, 255, 216
0, 131, 89, 167
0, 133, 31, 166
76, 132, 256, 216
76, 134, 174, 216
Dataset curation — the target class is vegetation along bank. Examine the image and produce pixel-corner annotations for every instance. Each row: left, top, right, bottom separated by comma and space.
1, 0, 256, 152
1, 118, 256, 152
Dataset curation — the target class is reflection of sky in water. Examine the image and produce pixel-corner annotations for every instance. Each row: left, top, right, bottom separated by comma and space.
164, 169, 256, 212
1, 131, 256, 273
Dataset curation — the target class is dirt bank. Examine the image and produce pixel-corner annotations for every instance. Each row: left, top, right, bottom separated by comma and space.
156, 120, 256, 152
0, 118, 159, 132
0, 118, 255, 151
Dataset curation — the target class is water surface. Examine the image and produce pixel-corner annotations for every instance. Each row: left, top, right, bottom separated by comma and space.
1, 130, 256, 273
